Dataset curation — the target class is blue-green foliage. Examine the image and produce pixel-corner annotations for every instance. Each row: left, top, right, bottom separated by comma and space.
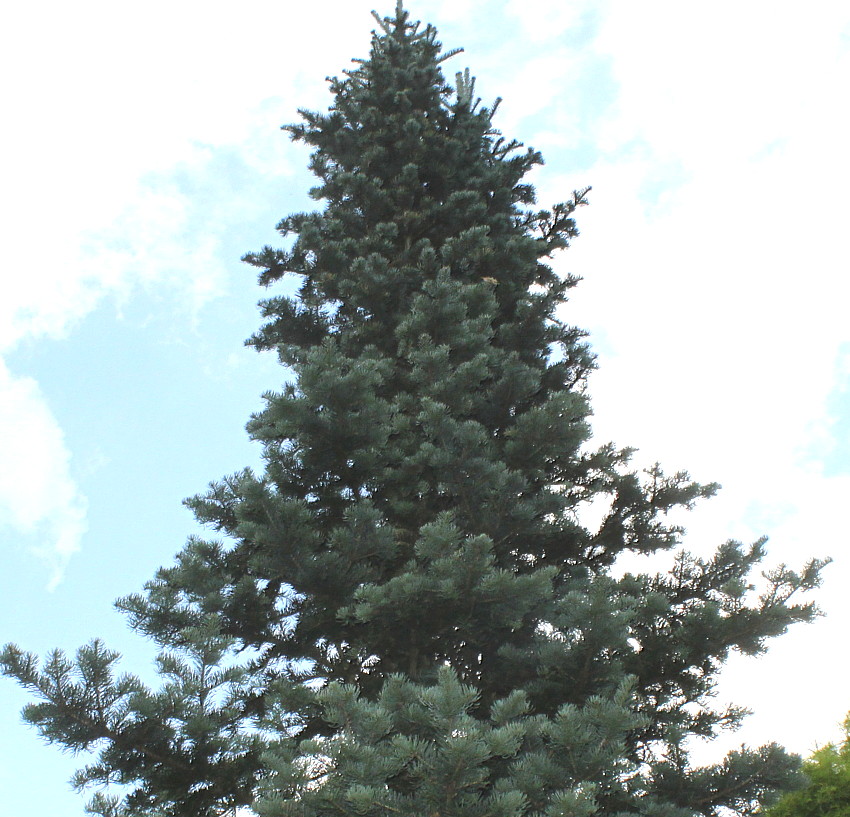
259, 667, 639, 817
1, 4, 825, 816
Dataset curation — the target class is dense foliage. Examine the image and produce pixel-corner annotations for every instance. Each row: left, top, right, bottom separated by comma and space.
2, 5, 825, 816
766, 714, 850, 817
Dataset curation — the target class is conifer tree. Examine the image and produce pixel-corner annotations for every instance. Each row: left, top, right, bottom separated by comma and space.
1, 4, 826, 816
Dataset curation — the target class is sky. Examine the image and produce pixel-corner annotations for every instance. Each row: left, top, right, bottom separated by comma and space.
1, 0, 849, 813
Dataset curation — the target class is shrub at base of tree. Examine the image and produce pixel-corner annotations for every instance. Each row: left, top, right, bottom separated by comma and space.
766, 714, 850, 817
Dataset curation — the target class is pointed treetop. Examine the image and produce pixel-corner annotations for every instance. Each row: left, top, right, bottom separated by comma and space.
370, 2, 463, 60
371, 2, 410, 36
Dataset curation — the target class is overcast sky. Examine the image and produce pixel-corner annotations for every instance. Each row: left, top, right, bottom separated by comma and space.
1, 1, 849, 813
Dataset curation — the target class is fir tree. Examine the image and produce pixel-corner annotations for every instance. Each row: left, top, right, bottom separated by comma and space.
1, 4, 826, 816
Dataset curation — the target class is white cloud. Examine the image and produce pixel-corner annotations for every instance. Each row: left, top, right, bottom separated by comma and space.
0, 0, 375, 583
0, 146, 239, 585
427, 0, 491, 25
532, 1, 850, 757
0, 361, 87, 590
505, 0, 597, 43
